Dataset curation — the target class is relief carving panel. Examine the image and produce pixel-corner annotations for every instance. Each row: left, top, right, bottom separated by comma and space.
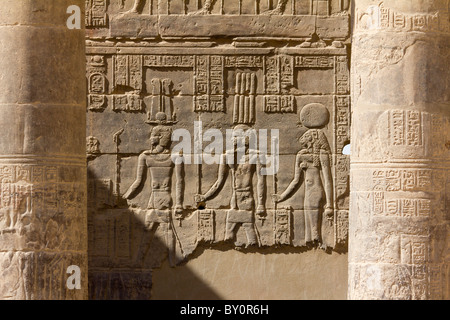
86, 0, 351, 299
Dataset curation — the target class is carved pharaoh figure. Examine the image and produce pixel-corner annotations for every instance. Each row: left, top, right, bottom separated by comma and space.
123, 112, 184, 266
273, 103, 334, 245
195, 124, 266, 247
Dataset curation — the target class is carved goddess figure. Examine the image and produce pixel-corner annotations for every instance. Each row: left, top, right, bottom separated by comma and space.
195, 124, 266, 247
123, 112, 184, 266
272, 103, 334, 245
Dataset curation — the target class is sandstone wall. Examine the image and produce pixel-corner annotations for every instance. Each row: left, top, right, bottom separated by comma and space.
85, 0, 351, 299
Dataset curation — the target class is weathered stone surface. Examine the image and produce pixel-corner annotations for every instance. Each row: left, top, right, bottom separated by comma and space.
86, 0, 351, 299
0, 1, 87, 299
349, 0, 450, 300
151, 248, 348, 300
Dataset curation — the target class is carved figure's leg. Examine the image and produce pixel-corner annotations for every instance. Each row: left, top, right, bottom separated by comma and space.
305, 209, 320, 243
134, 210, 158, 264
242, 222, 258, 246
128, 0, 144, 13
225, 221, 238, 242
135, 223, 158, 265
165, 222, 176, 267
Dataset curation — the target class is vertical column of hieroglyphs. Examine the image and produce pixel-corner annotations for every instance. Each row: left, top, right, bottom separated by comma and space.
350, 0, 449, 299
0, 1, 87, 299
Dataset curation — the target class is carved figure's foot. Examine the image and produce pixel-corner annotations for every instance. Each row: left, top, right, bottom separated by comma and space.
224, 235, 234, 244
262, 8, 284, 16
298, 41, 312, 48
125, 7, 140, 14
188, 8, 211, 16
306, 239, 320, 248
246, 241, 258, 248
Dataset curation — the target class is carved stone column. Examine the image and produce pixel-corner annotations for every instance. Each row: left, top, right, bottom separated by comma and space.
0, 1, 87, 299
349, 0, 449, 299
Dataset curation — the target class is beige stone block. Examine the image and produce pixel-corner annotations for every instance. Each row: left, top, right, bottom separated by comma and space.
0, 104, 85, 157
0, 27, 85, 105
151, 249, 348, 300
0, 0, 85, 27
158, 15, 316, 38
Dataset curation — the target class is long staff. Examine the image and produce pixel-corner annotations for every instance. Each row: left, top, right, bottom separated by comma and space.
272, 136, 278, 244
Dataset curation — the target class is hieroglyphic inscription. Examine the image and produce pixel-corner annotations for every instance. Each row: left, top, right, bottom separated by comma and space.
224, 56, 263, 69
370, 168, 436, 217
295, 56, 334, 68
274, 207, 291, 246
86, 0, 108, 28
356, 2, 449, 32
263, 55, 295, 113
401, 235, 429, 300
335, 56, 349, 95
194, 55, 225, 112
113, 55, 143, 92
335, 210, 349, 245
87, 55, 108, 111
0, 164, 85, 252
335, 96, 350, 154
197, 209, 215, 243
372, 169, 432, 192
143, 55, 195, 68
389, 110, 423, 147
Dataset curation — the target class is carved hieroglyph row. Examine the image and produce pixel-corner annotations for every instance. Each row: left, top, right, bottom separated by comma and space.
87, 52, 350, 114
354, 1, 450, 33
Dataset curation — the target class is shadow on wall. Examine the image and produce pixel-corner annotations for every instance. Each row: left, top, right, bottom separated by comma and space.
87, 168, 222, 300
151, 244, 349, 300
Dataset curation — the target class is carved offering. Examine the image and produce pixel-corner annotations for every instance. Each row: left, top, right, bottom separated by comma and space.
86, 0, 352, 299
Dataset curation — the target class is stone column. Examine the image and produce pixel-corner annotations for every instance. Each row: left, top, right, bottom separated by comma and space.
349, 0, 449, 299
0, 1, 87, 299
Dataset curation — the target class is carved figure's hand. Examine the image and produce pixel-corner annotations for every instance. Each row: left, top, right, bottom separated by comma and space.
194, 194, 206, 204
174, 206, 184, 220
324, 207, 334, 224
272, 194, 280, 203
256, 206, 266, 219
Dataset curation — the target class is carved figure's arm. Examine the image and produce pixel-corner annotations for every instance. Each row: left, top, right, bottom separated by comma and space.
256, 154, 266, 214
123, 154, 146, 199
175, 161, 184, 209
202, 154, 228, 202
277, 153, 304, 203
320, 149, 333, 210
